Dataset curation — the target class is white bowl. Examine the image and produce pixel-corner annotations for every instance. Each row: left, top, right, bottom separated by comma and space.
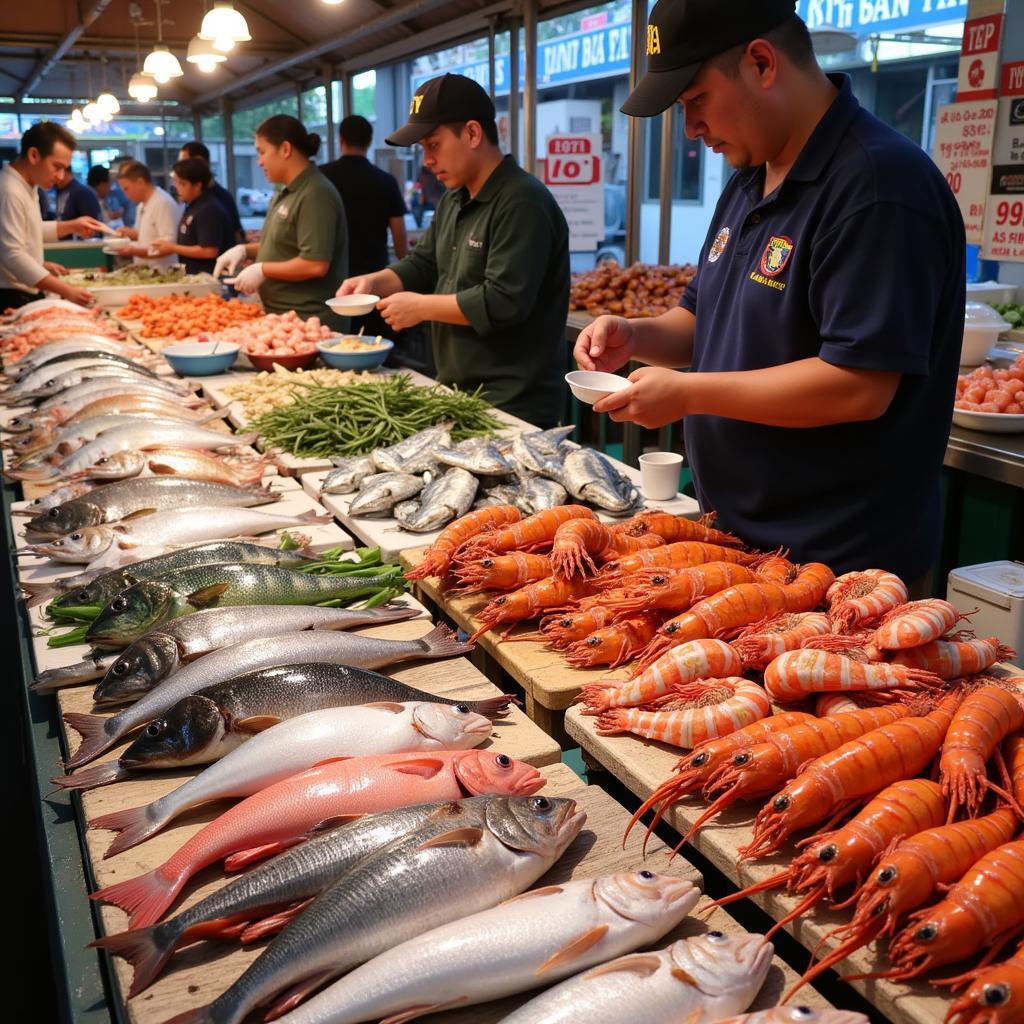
565, 370, 632, 405
326, 294, 380, 317
952, 409, 1024, 433
101, 236, 131, 250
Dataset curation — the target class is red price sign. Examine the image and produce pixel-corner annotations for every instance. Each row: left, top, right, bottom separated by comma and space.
995, 201, 1024, 228
545, 154, 599, 185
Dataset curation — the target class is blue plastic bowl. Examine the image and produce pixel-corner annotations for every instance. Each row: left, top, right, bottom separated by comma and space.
162, 341, 240, 377
317, 336, 394, 370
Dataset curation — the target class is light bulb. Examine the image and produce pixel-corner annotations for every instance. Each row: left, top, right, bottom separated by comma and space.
199, 3, 251, 44
128, 72, 159, 102
96, 91, 120, 115
187, 34, 227, 71
82, 102, 103, 124
143, 45, 184, 82
212, 36, 236, 53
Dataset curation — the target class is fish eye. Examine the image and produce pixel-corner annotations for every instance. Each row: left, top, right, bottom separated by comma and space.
559, 617, 572, 627
639, 869, 655, 880
76, 589, 90, 601
818, 844, 837, 863
454, 703, 470, 714
495, 754, 512, 768
792, 1009, 816, 1021
692, 751, 709, 766
111, 596, 128, 611
665, 624, 679, 634
531, 796, 551, 811
111, 661, 129, 676
48, 508, 61, 516
984, 984, 1010, 1007
877, 866, 897, 885
653, 574, 667, 584
144, 721, 165, 738
495, 597, 507, 606
773, 795, 791, 811
733, 752, 751, 765
914, 923, 938, 942
706, 931, 727, 943
70, 533, 82, 541
97, 458, 109, 465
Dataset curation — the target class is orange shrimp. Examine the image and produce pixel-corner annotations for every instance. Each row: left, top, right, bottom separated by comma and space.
615, 510, 744, 548
740, 692, 960, 860
450, 552, 551, 593
564, 614, 664, 668
578, 638, 744, 714
596, 562, 760, 617
890, 637, 1017, 680
536, 607, 617, 649
827, 569, 909, 633
941, 685, 1024, 821
597, 531, 666, 561
406, 505, 522, 580
732, 611, 831, 671
468, 574, 593, 642
455, 505, 595, 561
550, 519, 615, 578
882, 839, 1024, 980
597, 541, 762, 582
716, 780, 946, 941
815, 693, 863, 716
1006, 734, 1024, 808
596, 677, 770, 749
946, 943, 1024, 1024
763, 649, 944, 703
874, 598, 970, 651
786, 807, 1020, 1002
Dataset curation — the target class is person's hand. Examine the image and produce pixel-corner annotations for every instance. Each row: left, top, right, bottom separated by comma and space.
118, 244, 145, 258
574, 315, 636, 373
376, 292, 425, 331
214, 243, 249, 279
43, 261, 68, 276
116, 227, 138, 240
593, 366, 691, 428
58, 285, 95, 307
337, 273, 382, 297
233, 262, 265, 294
149, 240, 177, 257
67, 216, 107, 238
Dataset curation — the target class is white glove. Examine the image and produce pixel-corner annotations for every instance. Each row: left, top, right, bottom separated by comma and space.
233, 262, 265, 294
214, 244, 248, 279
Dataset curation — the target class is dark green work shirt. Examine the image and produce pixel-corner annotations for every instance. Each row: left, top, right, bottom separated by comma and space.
257, 165, 349, 328
392, 155, 570, 426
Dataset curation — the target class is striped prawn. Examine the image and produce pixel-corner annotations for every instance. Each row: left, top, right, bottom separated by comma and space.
468, 574, 593, 642
564, 613, 664, 668
549, 518, 662, 579
874, 598, 971, 651
454, 505, 595, 561
827, 570, 908, 633
889, 637, 1017, 681
596, 541, 762, 584
614, 510, 744, 548
946, 943, 1024, 1024
595, 677, 771, 749
593, 562, 760, 618
732, 612, 831, 671
533, 607, 618, 649
406, 505, 521, 580
450, 552, 552, 594
739, 691, 960, 860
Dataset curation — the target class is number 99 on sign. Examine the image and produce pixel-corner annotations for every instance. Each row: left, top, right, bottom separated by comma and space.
995, 201, 1024, 227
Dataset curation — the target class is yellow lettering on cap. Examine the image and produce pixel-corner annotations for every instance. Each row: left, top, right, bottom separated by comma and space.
410, 95, 424, 115
646, 24, 661, 56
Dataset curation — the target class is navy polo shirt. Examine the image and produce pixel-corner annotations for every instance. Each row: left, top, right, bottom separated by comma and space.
177, 189, 235, 274
680, 75, 964, 581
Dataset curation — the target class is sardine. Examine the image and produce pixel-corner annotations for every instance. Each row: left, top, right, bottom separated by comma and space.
521, 476, 569, 513
435, 437, 515, 476
498, 929, 774, 1024
288, 872, 701, 1024
393, 468, 478, 533
86, 701, 494, 856
63, 622, 482, 771
319, 457, 376, 496
371, 426, 451, 473
474, 482, 524, 511
348, 472, 425, 517
155, 795, 584, 1024
561, 447, 644, 515
511, 431, 571, 478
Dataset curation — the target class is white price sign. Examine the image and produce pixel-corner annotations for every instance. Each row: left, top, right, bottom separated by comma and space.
542, 134, 604, 251
932, 99, 997, 245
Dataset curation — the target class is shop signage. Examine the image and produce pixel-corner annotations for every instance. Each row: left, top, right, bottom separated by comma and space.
933, 99, 997, 243
982, 61, 1024, 261
956, 13, 1003, 100
542, 134, 604, 250
795, 0, 967, 35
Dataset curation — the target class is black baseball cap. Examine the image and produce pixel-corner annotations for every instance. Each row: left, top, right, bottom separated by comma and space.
621, 0, 797, 117
386, 74, 496, 147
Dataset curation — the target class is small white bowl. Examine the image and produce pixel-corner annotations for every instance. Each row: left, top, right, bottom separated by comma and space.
102, 236, 131, 250
326, 294, 381, 317
565, 370, 632, 405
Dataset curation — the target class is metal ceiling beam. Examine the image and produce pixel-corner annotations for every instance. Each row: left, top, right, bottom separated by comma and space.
18, 0, 115, 100
235, 1, 310, 46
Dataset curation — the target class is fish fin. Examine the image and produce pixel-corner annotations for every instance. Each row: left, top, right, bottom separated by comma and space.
50, 760, 127, 791
238, 900, 314, 943
119, 507, 158, 521
233, 715, 281, 734
417, 621, 475, 660
298, 509, 332, 524
115, 540, 138, 550
90, 804, 165, 857
417, 826, 484, 850
386, 757, 446, 779
262, 970, 337, 1020
186, 582, 231, 609
671, 967, 701, 986
158, 1007, 214, 1024
224, 842, 295, 872
89, 924, 174, 999
501, 885, 565, 905
310, 756, 351, 770
90, 866, 181, 930
363, 701, 407, 714
585, 953, 663, 981
62, 712, 114, 770
310, 814, 362, 834
535, 924, 610, 977
379, 999, 470, 1024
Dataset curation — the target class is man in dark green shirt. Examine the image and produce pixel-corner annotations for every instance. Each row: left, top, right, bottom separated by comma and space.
337, 73, 570, 427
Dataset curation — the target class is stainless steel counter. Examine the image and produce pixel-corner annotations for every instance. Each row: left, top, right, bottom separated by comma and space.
945, 423, 1024, 489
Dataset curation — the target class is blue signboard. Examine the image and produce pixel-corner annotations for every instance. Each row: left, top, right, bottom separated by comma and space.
795, 0, 967, 35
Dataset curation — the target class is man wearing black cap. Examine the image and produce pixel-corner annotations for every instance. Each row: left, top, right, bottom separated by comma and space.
337, 73, 570, 427
574, 2, 964, 588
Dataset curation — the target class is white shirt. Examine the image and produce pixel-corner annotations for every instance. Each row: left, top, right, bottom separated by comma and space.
133, 185, 181, 270
0, 163, 58, 294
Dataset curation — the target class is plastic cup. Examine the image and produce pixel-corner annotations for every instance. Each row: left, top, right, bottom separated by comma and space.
639, 452, 683, 501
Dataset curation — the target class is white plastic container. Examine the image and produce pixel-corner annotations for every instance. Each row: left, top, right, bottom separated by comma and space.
946, 560, 1024, 667
967, 281, 1018, 305
962, 302, 1012, 366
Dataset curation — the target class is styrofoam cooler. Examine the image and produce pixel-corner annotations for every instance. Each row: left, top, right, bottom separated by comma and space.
946, 561, 1024, 668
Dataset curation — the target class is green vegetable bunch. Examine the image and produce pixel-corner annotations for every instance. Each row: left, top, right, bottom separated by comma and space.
992, 303, 1024, 328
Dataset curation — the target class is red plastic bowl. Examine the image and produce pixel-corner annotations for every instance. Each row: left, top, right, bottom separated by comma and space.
244, 348, 319, 371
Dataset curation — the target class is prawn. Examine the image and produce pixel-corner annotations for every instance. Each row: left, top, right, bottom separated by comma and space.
732, 611, 832, 671
564, 614, 664, 669
595, 677, 770, 749
406, 504, 521, 579
763, 649, 944, 703
449, 552, 551, 593
595, 562, 760, 617
815, 694, 864, 716
827, 570, 909, 633
874, 598, 970, 651
889, 637, 1017, 681
578, 638, 744, 714
454, 505, 595, 561
534, 607, 617, 649
597, 541, 762, 583
615, 510, 744, 548
739, 691, 960, 860
550, 519, 615, 579
468, 574, 593, 642
946, 943, 1024, 1024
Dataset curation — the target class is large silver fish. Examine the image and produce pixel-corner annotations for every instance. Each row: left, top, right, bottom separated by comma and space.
163, 794, 585, 1024
371, 426, 450, 473
511, 431, 572, 478
561, 447, 644, 515
348, 472, 425, 517
435, 437, 515, 476
521, 476, 569, 513
319, 456, 377, 496
474, 482, 524, 511
393, 467, 478, 533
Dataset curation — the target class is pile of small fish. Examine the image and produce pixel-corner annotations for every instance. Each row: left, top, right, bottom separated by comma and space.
322, 424, 644, 532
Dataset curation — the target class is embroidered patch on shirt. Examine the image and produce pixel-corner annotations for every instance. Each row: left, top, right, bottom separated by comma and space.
467, 238, 483, 249
708, 226, 730, 263
759, 235, 794, 277
277, 204, 290, 218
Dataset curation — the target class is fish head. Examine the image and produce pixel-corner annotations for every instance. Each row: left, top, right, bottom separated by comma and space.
25, 499, 103, 541
120, 696, 226, 769
93, 632, 181, 705
594, 871, 701, 928
86, 581, 177, 646
4, 415, 36, 433
486, 795, 586, 860
30, 526, 114, 562
668, 930, 773, 1004
84, 450, 145, 480
453, 750, 545, 797
411, 702, 492, 748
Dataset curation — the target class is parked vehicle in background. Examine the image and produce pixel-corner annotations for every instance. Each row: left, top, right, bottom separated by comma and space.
570, 181, 626, 273
237, 187, 273, 216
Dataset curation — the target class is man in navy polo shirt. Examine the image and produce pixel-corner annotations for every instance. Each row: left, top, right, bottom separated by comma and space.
575, 0, 964, 586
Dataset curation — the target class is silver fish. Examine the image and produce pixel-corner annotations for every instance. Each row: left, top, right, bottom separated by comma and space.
528, 425, 577, 453
511, 431, 571, 478
561, 447, 643, 515
31, 654, 118, 694
320, 456, 377, 496
348, 472, 425, 517
435, 437, 515, 476
14, 481, 96, 514
371, 426, 451, 473
393, 468, 478, 533
6, 364, 165, 404
474, 483, 524, 510
521, 476, 569, 513
81, 450, 147, 480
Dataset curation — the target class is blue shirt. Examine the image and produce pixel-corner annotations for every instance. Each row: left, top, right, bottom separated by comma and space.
680, 75, 965, 581
55, 177, 102, 224
177, 188, 235, 274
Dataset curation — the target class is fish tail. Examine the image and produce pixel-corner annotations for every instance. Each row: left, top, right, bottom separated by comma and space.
251, 483, 282, 503
90, 864, 183, 929
89, 923, 177, 998
90, 803, 167, 857
233, 431, 259, 446
62, 712, 115, 769
298, 509, 332, 525
465, 694, 520, 719
418, 622, 475, 660
50, 760, 127, 791
20, 581, 60, 609
197, 408, 230, 424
